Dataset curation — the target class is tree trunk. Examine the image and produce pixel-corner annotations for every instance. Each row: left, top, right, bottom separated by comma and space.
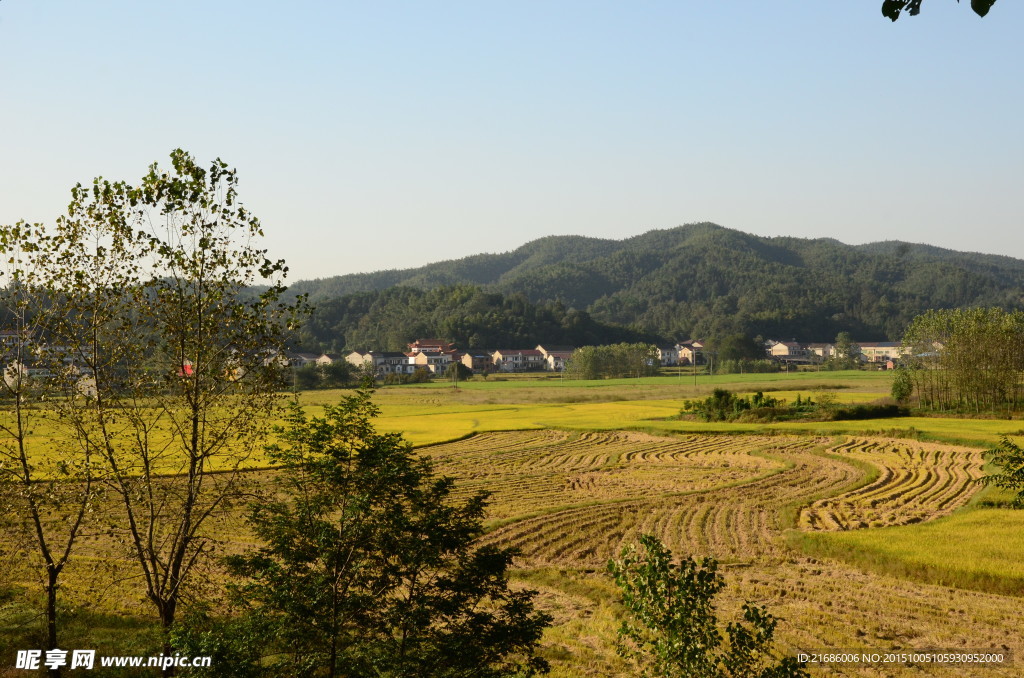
158, 598, 178, 676
46, 567, 61, 678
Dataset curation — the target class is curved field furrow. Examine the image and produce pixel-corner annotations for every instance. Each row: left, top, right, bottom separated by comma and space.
426, 431, 796, 524
800, 438, 986, 531
482, 442, 862, 568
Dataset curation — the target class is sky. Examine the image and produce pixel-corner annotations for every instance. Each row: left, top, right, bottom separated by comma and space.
1, 2, 1022, 280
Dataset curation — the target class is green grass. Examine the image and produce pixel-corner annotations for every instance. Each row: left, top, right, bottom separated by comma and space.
302, 370, 1015, 447
375, 369, 893, 392
794, 507, 1024, 596
364, 396, 1019, 448
787, 455, 1024, 596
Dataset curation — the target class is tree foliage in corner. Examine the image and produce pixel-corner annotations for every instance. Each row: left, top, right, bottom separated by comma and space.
219, 391, 551, 677
608, 535, 806, 678
977, 436, 1024, 508
882, 0, 996, 21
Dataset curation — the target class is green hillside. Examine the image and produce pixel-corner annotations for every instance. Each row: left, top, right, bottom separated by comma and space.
292, 224, 1024, 350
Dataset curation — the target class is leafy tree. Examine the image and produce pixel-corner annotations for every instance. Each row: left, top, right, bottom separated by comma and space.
682, 389, 752, 422
891, 366, 913, 403
977, 436, 1024, 508
828, 332, 862, 371
319, 360, 353, 388
0, 222, 100, 674
223, 392, 551, 677
882, 0, 996, 21
902, 308, 1024, 412
713, 334, 764, 362
294, 365, 321, 390
446, 360, 473, 385
409, 365, 433, 383
714, 358, 781, 376
608, 535, 807, 678
6, 150, 306, 659
565, 343, 660, 380
291, 362, 357, 392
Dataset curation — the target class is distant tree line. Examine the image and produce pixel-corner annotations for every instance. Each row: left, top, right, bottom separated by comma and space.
564, 343, 660, 380
682, 389, 907, 423
713, 359, 781, 375
297, 284, 658, 353
901, 308, 1024, 412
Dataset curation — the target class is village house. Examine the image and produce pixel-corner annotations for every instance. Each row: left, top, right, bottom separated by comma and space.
858, 342, 910, 363
413, 350, 454, 374
408, 338, 455, 354
769, 341, 807, 360
460, 350, 494, 373
676, 339, 704, 365
805, 343, 834, 362
545, 350, 574, 372
657, 345, 680, 366
492, 349, 545, 372
287, 352, 322, 369
0, 330, 29, 349
535, 345, 575, 372
346, 350, 415, 375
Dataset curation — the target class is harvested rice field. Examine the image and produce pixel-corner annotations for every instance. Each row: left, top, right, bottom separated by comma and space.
418, 430, 1023, 677
3, 420, 1022, 676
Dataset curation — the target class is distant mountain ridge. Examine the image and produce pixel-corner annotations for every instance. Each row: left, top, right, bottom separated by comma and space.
291, 223, 1024, 349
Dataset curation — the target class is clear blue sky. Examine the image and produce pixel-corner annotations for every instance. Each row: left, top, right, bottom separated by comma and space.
2, 2, 1021, 280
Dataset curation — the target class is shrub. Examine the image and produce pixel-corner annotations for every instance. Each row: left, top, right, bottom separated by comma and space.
608, 535, 807, 678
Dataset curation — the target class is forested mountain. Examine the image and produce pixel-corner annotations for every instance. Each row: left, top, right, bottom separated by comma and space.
292, 224, 1024, 351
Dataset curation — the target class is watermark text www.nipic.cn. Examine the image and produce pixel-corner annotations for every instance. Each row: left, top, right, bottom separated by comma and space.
14, 649, 213, 671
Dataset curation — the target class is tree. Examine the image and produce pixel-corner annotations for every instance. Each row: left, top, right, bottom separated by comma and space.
319, 360, 353, 388
713, 334, 764, 363
891, 366, 913, 403
565, 343, 660, 380
222, 391, 551, 677
977, 436, 1024, 508
445, 360, 472, 386
828, 332, 861, 371
608, 535, 806, 678
293, 365, 321, 390
902, 308, 1024, 412
8, 150, 306, 659
882, 0, 996, 21
0, 222, 100, 676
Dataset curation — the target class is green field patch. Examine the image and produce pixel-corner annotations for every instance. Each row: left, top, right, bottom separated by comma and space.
794, 508, 1024, 596
365, 391, 1020, 447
